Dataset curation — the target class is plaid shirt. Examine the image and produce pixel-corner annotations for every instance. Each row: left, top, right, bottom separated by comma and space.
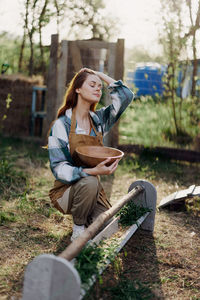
48, 80, 134, 184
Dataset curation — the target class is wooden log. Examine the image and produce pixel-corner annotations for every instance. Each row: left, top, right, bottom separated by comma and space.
104, 42, 117, 147
56, 40, 68, 113
42, 34, 59, 139
76, 40, 112, 49
115, 39, 124, 81
109, 39, 125, 148
59, 185, 144, 261
69, 41, 83, 72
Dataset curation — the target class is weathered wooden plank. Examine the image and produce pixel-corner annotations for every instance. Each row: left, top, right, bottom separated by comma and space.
158, 185, 200, 208
69, 41, 83, 72
115, 39, 124, 80
193, 186, 200, 195
42, 34, 59, 138
76, 40, 112, 49
56, 40, 68, 113
104, 42, 117, 147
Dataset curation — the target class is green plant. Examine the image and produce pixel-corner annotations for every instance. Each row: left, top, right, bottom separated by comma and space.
75, 240, 119, 286
117, 201, 151, 227
75, 243, 105, 285
0, 159, 27, 199
0, 211, 17, 225
103, 276, 153, 300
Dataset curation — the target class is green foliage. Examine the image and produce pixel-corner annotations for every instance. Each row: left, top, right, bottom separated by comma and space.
119, 98, 196, 148
0, 93, 12, 132
75, 243, 105, 285
0, 32, 21, 74
0, 158, 27, 200
117, 152, 185, 184
117, 201, 151, 227
0, 211, 17, 225
103, 276, 153, 300
75, 240, 119, 286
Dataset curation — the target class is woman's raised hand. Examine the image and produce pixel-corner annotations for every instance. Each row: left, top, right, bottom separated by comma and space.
79, 68, 116, 85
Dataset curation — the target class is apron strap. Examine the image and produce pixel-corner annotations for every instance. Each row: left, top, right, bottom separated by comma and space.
89, 115, 101, 137
70, 108, 77, 134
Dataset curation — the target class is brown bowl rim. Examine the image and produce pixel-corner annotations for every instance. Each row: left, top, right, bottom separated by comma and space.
75, 146, 124, 159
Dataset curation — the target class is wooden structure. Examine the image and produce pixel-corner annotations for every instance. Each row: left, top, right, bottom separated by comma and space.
158, 184, 200, 208
0, 75, 42, 137
42, 35, 125, 146
30, 85, 47, 136
22, 180, 157, 300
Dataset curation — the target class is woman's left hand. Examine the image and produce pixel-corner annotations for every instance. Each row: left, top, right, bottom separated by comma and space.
83, 158, 120, 176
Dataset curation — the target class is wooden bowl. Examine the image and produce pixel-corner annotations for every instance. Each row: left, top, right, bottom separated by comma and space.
75, 146, 124, 167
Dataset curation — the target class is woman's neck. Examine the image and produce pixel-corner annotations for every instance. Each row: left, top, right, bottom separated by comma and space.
75, 100, 90, 120
75, 101, 91, 133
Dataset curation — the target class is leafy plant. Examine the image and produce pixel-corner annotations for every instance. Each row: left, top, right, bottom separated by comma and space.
75, 243, 105, 285
117, 201, 151, 227
75, 240, 119, 286
0, 159, 27, 199
103, 276, 153, 300
0, 211, 17, 225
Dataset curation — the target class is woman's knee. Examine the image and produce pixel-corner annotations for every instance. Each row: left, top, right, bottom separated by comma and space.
80, 176, 99, 195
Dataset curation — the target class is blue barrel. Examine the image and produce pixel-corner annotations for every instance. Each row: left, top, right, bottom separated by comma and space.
127, 64, 166, 97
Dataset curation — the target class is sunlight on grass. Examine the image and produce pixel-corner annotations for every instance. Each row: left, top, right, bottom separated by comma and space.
119, 98, 198, 148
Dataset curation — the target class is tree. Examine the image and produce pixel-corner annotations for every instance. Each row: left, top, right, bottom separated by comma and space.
18, 0, 118, 76
159, 0, 190, 137
64, 0, 118, 40
159, 0, 200, 144
185, 0, 200, 96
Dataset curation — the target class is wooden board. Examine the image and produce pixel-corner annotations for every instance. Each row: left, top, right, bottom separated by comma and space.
158, 185, 200, 208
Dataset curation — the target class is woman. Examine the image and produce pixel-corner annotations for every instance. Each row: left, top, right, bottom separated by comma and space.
48, 68, 134, 241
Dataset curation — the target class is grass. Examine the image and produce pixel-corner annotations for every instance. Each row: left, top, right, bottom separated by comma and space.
0, 135, 200, 299
119, 97, 200, 149
102, 276, 154, 300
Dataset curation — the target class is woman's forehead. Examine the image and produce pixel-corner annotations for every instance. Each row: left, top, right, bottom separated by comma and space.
86, 74, 102, 85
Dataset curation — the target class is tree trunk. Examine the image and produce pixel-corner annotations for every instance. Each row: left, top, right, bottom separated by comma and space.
18, 0, 30, 73
28, 33, 34, 76
18, 33, 26, 73
191, 32, 197, 97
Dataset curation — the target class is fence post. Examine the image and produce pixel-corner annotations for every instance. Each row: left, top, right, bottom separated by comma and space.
56, 40, 68, 113
42, 34, 59, 139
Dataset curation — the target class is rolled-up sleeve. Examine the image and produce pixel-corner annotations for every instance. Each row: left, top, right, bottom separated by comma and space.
95, 80, 134, 136
48, 119, 89, 184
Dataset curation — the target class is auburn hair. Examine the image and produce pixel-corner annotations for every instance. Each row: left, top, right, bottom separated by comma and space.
57, 69, 98, 118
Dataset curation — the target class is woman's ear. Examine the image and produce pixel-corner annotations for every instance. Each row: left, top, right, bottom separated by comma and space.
76, 88, 80, 94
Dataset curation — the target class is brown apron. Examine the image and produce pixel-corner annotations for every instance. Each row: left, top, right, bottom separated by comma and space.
49, 108, 111, 214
